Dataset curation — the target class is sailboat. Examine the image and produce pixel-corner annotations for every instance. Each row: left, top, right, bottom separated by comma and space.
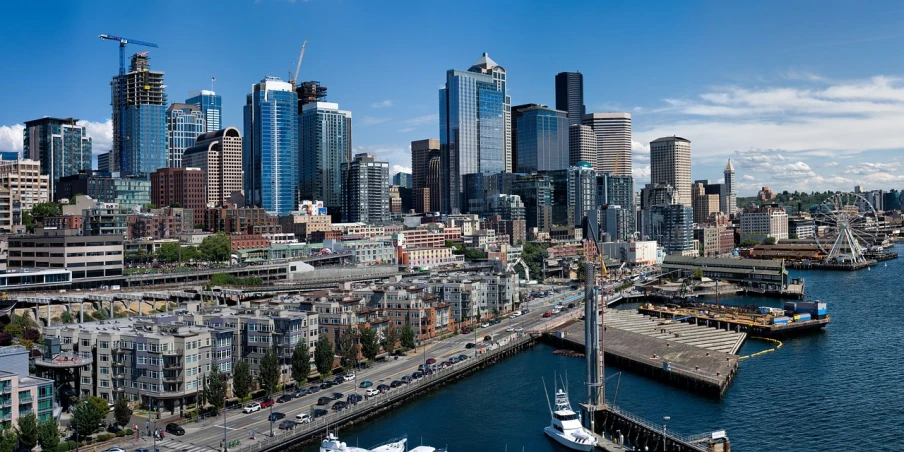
543, 380, 598, 451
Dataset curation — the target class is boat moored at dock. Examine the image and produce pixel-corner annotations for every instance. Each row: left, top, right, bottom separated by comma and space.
320, 433, 444, 452
543, 387, 598, 451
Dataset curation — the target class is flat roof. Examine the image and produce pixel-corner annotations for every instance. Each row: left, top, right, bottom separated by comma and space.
663, 255, 784, 270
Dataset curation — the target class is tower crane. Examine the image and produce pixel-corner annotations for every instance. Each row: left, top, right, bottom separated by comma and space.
99, 34, 158, 172
289, 40, 308, 87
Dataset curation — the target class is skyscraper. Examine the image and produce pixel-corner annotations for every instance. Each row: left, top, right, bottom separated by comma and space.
650, 136, 692, 206
299, 101, 352, 217
185, 90, 223, 133
112, 53, 167, 178
582, 113, 632, 176
569, 124, 597, 167
555, 72, 585, 126
511, 174, 552, 235
392, 172, 412, 189
243, 77, 298, 215
411, 139, 439, 190
22, 117, 92, 196
439, 53, 509, 213
512, 104, 569, 174
426, 154, 442, 214
165, 103, 205, 168
341, 153, 389, 224
724, 159, 737, 215
183, 127, 244, 208
598, 173, 636, 240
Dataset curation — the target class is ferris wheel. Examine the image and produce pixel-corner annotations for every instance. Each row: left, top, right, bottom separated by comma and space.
813, 193, 878, 263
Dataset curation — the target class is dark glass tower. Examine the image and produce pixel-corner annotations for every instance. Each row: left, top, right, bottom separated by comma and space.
555, 72, 585, 127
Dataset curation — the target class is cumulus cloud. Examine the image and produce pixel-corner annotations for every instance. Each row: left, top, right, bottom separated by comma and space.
405, 114, 438, 127
360, 116, 390, 127
79, 119, 113, 154
390, 164, 411, 175
632, 164, 651, 183
0, 124, 24, 153
371, 100, 394, 109
356, 144, 410, 175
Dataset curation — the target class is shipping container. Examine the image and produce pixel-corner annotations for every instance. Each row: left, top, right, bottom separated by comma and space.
796, 313, 811, 321
784, 302, 797, 311
773, 317, 789, 325
817, 309, 827, 315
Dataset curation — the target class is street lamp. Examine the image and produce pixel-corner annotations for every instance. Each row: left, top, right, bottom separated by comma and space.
662, 416, 670, 451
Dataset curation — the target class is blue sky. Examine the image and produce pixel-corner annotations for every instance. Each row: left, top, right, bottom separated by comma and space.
3, 0, 904, 196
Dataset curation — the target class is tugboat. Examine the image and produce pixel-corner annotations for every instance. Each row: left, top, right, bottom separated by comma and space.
543, 387, 598, 451
320, 432, 442, 452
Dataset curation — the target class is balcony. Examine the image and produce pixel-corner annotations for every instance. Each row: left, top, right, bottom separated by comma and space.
112, 361, 125, 366
163, 377, 181, 384
19, 397, 33, 404
0, 399, 10, 408
162, 349, 183, 356
163, 362, 182, 370
35, 354, 91, 368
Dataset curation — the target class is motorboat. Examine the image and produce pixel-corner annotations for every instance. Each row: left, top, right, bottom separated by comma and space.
543, 388, 598, 451
320, 433, 443, 452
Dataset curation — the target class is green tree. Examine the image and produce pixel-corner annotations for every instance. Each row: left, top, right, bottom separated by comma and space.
291, 340, 311, 384
359, 327, 380, 361
740, 239, 760, 247
206, 366, 226, 410
37, 419, 60, 452
199, 232, 231, 262
168, 202, 182, 208
764, 236, 777, 245
314, 336, 335, 376
337, 328, 358, 368
114, 396, 131, 427
0, 429, 16, 452
60, 312, 75, 324
382, 325, 400, 353
692, 268, 704, 280
71, 396, 108, 438
156, 242, 182, 263
142, 203, 156, 210
789, 233, 799, 240
182, 245, 200, 261
462, 247, 488, 260
232, 360, 252, 400
260, 346, 280, 394
29, 202, 62, 222
91, 310, 108, 320
15, 412, 38, 449
400, 323, 416, 349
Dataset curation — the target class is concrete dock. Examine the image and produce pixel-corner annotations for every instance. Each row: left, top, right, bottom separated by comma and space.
605, 309, 746, 354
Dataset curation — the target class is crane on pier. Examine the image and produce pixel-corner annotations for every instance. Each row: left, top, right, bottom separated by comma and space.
289, 40, 308, 87
99, 34, 158, 171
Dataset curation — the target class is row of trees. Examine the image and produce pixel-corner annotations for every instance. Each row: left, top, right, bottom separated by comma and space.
151, 233, 232, 263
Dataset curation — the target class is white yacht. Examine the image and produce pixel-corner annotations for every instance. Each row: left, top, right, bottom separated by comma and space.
320, 433, 442, 452
543, 389, 598, 451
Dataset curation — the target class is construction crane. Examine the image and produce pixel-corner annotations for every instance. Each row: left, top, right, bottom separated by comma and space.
99, 34, 158, 172
289, 40, 308, 87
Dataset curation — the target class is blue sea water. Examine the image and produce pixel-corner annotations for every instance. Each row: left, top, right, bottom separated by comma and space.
300, 245, 904, 451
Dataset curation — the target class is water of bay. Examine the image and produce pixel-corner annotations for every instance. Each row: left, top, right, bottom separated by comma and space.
299, 244, 904, 451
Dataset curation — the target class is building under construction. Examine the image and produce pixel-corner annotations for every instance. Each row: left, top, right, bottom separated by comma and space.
295, 80, 327, 112
111, 52, 167, 178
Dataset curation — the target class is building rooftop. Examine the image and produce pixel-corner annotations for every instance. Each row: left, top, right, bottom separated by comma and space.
663, 255, 784, 270
651, 136, 691, 144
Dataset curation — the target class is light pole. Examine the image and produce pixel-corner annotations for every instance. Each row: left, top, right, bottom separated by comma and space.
662, 415, 670, 451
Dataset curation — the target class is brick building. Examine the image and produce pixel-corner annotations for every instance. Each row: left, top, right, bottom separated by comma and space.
150, 167, 206, 215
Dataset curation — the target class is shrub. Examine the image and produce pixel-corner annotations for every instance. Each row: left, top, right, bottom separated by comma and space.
55, 444, 71, 452
123, 429, 133, 436
115, 431, 125, 437
97, 433, 114, 442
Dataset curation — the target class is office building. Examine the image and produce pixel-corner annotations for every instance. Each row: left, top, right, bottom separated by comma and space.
8, 227, 123, 278
569, 124, 597, 167
165, 103, 205, 168
601, 205, 632, 242
86, 177, 151, 211
582, 113, 632, 176
299, 102, 352, 216
511, 174, 552, 235
650, 136, 692, 206
512, 104, 569, 173
411, 139, 440, 213
439, 53, 509, 213
112, 53, 167, 178
426, 155, 442, 214
567, 163, 598, 227
243, 77, 298, 216
555, 71, 585, 126
392, 172, 412, 189
150, 167, 206, 215
97, 151, 111, 173
0, 159, 49, 233
643, 204, 695, 256
692, 181, 721, 224
183, 127, 244, 208
23, 117, 92, 195
341, 153, 390, 224
724, 159, 737, 215
598, 174, 636, 240
739, 205, 788, 242
788, 215, 816, 239
185, 90, 222, 133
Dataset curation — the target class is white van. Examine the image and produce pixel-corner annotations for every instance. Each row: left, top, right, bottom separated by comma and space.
295, 413, 312, 424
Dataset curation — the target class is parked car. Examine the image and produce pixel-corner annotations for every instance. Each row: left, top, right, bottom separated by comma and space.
458, 354, 468, 361
294, 388, 309, 398
319, 381, 333, 390
243, 402, 261, 413
440, 361, 452, 369
260, 398, 275, 408
317, 397, 333, 406
481, 322, 490, 328
515, 327, 524, 332
343, 373, 355, 381
461, 328, 472, 334
295, 414, 312, 424
411, 371, 424, 379
268, 412, 286, 422
102, 448, 125, 452
278, 420, 295, 430
449, 357, 459, 364
309, 386, 321, 393
465, 343, 476, 349
390, 380, 402, 388
376, 384, 390, 393
135, 448, 160, 452
505, 327, 515, 332
331, 401, 348, 411
359, 380, 373, 388
331, 376, 345, 385
365, 388, 379, 397
312, 409, 328, 419
277, 394, 294, 403
165, 423, 184, 436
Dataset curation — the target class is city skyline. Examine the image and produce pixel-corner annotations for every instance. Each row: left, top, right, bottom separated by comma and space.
2, 1, 904, 195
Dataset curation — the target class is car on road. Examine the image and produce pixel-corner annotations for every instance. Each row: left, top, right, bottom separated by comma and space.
319, 381, 333, 390
295, 414, 312, 424
484, 335, 493, 341
278, 420, 295, 430
465, 343, 476, 349
243, 402, 261, 413
390, 380, 403, 388
400, 376, 412, 384
331, 401, 348, 411
102, 448, 125, 452
294, 388, 309, 398
461, 328, 471, 334
347, 393, 363, 404
343, 373, 355, 381
411, 371, 424, 379
376, 384, 390, 393
312, 409, 328, 419
309, 385, 321, 393
268, 412, 286, 422
440, 361, 452, 369
331, 392, 344, 400
165, 423, 185, 436
481, 322, 490, 328
458, 354, 468, 361
511, 311, 522, 318
515, 327, 524, 332
426, 358, 437, 364
505, 327, 514, 332
543, 312, 552, 318
359, 380, 373, 388
277, 394, 294, 403
135, 448, 160, 452
490, 319, 501, 325
260, 398, 275, 408
317, 397, 332, 406
365, 388, 379, 397
449, 357, 459, 364
331, 376, 345, 385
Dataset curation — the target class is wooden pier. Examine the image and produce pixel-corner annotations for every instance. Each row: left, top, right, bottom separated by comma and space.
639, 304, 830, 337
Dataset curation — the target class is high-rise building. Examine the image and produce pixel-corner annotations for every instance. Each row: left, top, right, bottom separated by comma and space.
183, 127, 244, 208
299, 102, 352, 217
185, 90, 222, 133
724, 159, 737, 215
567, 163, 598, 227
23, 117, 92, 196
112, 53, 167, 178
426, 155, 442, 214
643, 204, 695, 255
392, 172, 412, 189
555, 72, 585, 127
165, 103, 205, 168
0, 160, 49, 232
439, 53, 509, 213
569, 124, 597, 167
512, 104, 569, 173
511, 174, 552, 235
650, 136, 692, 206
692, 181, 721, 224
739, 205, 788, 242
87, 177, 151, 211
411, 139, 440, 213
341, 153, 389, 224
243, 77, 298, 216
582, 113, 632, 176
97, 151, 112, 173
598, 173, 636, 240
640, 183, 676, 210
150, 167, 206, 216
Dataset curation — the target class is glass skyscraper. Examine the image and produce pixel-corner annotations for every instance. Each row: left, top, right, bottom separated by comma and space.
244, 77, 298, 215
112, 53, 167, 178
299, 102, 352, 216
165, 103, 205, 168
439, 53, 509, 214
513, 104, 569, 173
186, 90, 222, 133
23, 117, 92, 197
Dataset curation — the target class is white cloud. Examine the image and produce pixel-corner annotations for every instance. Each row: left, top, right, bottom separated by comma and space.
405, 114, 438, 127
0, 124, 24, 153
397, 127, 416, 133
390, 164, 411, 175
78, 119, 113, 154
632, 164, 651, 183
360, 116, 390, 127
371, 100, 394, 109
823, 161, 839, 167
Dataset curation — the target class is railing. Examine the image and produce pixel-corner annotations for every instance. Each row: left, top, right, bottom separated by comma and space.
162, 349, 184, 356
608, 404, 710, 451
18, 397, 33, 404
164, 362, 183, 369
0, 398, 10, 408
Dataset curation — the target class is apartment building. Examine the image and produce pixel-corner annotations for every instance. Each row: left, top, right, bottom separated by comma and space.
0, 346, 55, 424
398, 247, 463, 268
0, 159, 50, 233
7, 227, 124, 279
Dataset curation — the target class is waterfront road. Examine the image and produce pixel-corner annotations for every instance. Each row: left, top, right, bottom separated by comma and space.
126, 288, 585, 452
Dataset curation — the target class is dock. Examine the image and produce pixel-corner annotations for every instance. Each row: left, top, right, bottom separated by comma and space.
639, 304, 829, 337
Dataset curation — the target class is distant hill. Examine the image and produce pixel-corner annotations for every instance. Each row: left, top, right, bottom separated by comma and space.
737, 190, 839, 213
